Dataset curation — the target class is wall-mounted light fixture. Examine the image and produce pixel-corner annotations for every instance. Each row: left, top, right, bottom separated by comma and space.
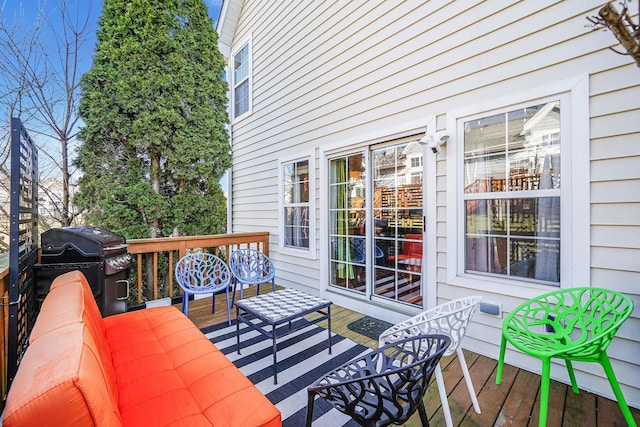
419, 130, 450, 154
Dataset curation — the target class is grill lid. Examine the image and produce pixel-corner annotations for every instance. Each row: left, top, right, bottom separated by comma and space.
41, 226, 127, 258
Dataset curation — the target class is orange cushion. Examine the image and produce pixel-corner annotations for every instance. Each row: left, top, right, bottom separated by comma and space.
7, 271, 281, 427
45, 270, 106, 335
30, 276, 105, 343
104, 307, 281, 427
3, 323, 122, 427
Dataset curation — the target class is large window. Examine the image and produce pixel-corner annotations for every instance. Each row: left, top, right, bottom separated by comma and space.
463, 101, 561, 284
233, 42, 250, 118
283, 159, 310, 249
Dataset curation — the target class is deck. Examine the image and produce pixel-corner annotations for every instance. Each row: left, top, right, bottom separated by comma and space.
184, 287, 640, 427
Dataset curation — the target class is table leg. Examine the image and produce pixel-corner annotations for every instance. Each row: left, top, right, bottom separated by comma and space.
236, 305, 241, 355
272, 324, 278, 384
328, 306, 332, 354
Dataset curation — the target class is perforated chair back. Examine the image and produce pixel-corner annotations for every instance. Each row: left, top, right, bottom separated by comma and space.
175, 252, 231, 294
306, 334, 450, 427
175, 252, 232, 323
502, 287, 633, 359
379, 295, 483, 356
229, 248, 276, 305
229, 248, 275, 285
378, 295, 483, 427
497, 287, 636, 427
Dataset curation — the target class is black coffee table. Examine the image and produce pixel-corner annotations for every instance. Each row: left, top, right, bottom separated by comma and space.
235, 288, 332, 384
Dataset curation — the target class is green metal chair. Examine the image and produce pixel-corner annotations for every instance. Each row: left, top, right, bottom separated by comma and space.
496, 287, 636, 427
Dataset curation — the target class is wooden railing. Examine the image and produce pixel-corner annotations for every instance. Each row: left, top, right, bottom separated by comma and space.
126, 232, 270, 305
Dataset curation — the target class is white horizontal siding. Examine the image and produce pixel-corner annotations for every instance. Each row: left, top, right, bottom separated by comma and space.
592, 133, 640, 160
228, 0, 640, 408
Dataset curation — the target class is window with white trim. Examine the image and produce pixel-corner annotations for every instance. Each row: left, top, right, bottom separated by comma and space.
462, 101, 561, 284
282, 159, 310, 249
233, 42, 250, 118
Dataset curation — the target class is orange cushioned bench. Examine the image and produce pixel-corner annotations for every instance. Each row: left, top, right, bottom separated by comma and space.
3, 271, 281, 427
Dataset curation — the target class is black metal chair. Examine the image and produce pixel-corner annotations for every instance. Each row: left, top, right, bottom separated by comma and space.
306, 334, 450, 427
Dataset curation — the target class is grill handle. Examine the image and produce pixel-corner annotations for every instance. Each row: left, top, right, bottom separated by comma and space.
116, 280, 130, 301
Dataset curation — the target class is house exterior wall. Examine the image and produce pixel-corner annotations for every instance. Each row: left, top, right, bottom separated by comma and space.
220, 0, 640, 407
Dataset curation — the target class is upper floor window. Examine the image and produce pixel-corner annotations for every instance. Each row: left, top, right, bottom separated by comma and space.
283, 159, 310, 249
463, 101, 561, 284
233, 42, 250, 118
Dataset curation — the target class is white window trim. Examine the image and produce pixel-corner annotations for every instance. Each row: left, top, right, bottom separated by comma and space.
230, 35, 252, 122
445, 75, 590, 296
278, 152, 316, 259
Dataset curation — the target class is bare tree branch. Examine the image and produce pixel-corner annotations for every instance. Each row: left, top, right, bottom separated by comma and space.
0, 0, 95, 243
587, 1, 640, 66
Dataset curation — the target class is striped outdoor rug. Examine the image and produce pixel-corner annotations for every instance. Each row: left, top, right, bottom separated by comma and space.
202, 319, 369, 427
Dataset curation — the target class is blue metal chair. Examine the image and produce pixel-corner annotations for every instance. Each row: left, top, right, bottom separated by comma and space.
175, 252, 232, 325
229, 248, 276, 306
351, 236, 384, 264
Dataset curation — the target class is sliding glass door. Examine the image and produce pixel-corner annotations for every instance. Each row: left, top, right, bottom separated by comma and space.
329, 141, 424, 308
329, 153, 366, 292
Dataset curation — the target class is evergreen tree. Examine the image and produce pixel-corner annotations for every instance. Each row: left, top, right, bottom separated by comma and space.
75, 0, 230, 239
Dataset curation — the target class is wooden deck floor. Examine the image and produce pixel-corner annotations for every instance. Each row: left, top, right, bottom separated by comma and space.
183, 288, 640, 427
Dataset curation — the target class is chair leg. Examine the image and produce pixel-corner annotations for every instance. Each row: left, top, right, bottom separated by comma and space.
434, 363, 453, 427
417, 399, 430, 427
231, 279, 237, 307
538, 358, 551, 427
305, 391, 315, 427
599, 352, 638, 427
496, 334, 507, 384
211, 291, 216, 314
182, 293, 189, 316
565, 359, 579, 394
225, 287, 232, 326
456, 347, 481, 414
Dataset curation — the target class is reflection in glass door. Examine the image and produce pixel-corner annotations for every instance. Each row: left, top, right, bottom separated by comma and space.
328, 142, 424, 308
329, 153, 367, 292
373, 143, 424, 307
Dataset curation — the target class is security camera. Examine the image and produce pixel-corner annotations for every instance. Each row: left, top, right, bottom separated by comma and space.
427, 136, 441, 154
420, 131, 450, 154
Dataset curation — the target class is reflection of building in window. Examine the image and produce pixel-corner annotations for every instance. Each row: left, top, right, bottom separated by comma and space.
283, 160, 309, 248
233, 43, 250, 118
463, 101, 561, 284
373, 183, 423, 232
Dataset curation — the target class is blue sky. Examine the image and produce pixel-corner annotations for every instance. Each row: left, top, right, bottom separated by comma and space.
3, 0, 225, 51
2, 0, 227, 187
2, 0, 225, 78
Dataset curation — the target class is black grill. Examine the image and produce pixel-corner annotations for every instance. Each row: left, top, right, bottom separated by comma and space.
36, 226, 131, 317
